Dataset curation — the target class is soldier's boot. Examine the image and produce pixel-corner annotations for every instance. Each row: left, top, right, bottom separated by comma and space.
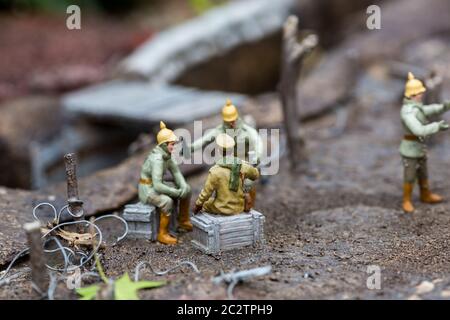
419, 180, 443, 204
402, 183, 415, 213
178, 198, 193, 231
157, 212, 177, 245
244, 188, 257, 212
249, 187, 257, 209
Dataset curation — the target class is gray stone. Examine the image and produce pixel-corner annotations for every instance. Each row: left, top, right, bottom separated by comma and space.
118, 0, 295, 82
191, 210, 265, 254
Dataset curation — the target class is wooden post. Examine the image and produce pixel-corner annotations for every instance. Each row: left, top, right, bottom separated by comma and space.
278, 15, 318, 172
23, 221, 48, 294
64, 153, 83, 217
64, 153, 84, 232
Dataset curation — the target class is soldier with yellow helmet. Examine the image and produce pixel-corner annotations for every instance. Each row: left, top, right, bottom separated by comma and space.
189, 99, 263, 209
193, 133, 260, 215
400, 72, 450, 213
139, 121, 192, 244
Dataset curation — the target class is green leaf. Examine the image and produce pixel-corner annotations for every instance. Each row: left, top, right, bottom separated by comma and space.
76, 284, 100, 300
114, 273, 165, 300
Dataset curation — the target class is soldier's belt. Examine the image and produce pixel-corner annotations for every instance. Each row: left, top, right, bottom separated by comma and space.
404, 135, 419, 142
139, 178, 153, 185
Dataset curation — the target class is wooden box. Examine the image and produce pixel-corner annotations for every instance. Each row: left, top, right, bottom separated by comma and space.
123, 203, 159, 240
191, 210, 265, 254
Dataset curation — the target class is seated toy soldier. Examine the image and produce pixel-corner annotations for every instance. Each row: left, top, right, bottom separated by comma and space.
193, 133, 259, 216
400, 72, 450, 213
188, 99, 263, 209
139, 122, 192, 244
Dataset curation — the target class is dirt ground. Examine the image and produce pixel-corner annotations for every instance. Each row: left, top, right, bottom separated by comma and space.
3, 67, 450, 300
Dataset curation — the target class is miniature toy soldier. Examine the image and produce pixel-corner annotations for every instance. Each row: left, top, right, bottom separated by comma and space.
189, 99, 263, 209
193, 133, 259, 215
400, 72, 450, 213
139, 122, 192, 244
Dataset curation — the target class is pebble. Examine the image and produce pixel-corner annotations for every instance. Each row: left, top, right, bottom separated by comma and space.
415, 281, 435, 295
441, 290, 450, 298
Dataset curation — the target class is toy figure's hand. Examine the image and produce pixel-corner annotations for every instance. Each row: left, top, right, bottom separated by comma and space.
179, 184, 190, 198
445, 101, 450, 111
193, 204, 202, 214
438, 120, 449, 131
175, 188, 183, 198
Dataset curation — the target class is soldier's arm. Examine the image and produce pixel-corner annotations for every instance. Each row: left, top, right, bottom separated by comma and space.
242, 163, 260, 181
190, 127, 218, 152
421, 103, 446, 116
246, 125, 264, 165
140, 156, 152, 177
195, 171, 216, 207
168, 158, 187, 189
402, 110, 440, 137
151, 156, 180, 198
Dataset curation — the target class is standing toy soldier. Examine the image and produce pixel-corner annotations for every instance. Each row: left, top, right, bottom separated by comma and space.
139, 122, 192, 244
400, 72, 450, 213
189, 99, 263, 209
193, 133, 259, 215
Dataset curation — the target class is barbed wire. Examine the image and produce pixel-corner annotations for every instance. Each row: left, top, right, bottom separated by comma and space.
134, 260, 200, 281
0, 202, 129, 294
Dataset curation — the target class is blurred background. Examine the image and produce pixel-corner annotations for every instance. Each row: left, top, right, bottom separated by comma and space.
0, 0, 449, 190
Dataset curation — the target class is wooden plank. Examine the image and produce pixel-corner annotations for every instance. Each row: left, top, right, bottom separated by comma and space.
62, 81, 246, 125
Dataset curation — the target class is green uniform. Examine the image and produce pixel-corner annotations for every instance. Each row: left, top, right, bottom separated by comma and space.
190, 119, 263, 192
190, 119, 263, 164
400, 98, 450, 183
139, 145, 191, 214
195, 156, 259, 215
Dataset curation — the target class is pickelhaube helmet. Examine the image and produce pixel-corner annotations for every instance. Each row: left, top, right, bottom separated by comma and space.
157, 121, 178, 145
222, 99, 239, 122
405, 72, 427, 98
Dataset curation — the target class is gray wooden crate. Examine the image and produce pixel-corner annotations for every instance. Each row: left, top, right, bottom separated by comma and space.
123, 203, 159, 240
123, 202, 180, 241
191, 210, 265, 254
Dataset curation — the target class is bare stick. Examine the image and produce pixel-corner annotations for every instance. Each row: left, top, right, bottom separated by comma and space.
64, 153, 84, 232
23, 221, 48, 294
278, 15, 318, 172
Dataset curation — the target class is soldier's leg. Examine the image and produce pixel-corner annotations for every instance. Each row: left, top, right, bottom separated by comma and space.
178, 185, 193, 231
402, 157, 417, 213
418, 157, 443, 203
243, 178, 256, 212
147, 191, 177, 245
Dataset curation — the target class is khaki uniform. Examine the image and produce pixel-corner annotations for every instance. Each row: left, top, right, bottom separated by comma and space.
195, 157, 259, 215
